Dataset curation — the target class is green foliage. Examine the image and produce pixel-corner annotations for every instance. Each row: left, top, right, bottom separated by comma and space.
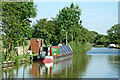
2, 1, 37, 55
32, 18, 59, 45
32, 18, 50, 44
32, 3, 100, 45
88, 31, 111, 47
74, 25, 96, 43
55, 3, 96, 44
93, 35, 109, 46
68, 41, 91, 53
56, 3, 82, 44
91, 31, 99, 35
12, 55, 23, 64
14, 57, 19, 64
107, 24, 120, 44
89, 31, 99, 43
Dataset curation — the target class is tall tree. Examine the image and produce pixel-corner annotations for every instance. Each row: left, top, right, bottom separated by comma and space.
107, 24, 120, 44
56, 3, 82, 44
2, 1, 37, 56
32, 18, 59, 45
93, 35, 109, 45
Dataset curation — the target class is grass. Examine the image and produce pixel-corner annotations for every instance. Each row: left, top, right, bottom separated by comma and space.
68, 41, 91, 54
116, 44, 120, 49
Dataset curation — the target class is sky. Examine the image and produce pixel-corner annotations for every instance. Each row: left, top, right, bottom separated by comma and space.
32, 1, 118, 35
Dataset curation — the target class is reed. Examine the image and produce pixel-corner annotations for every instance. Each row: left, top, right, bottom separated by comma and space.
68, 41, 91, 54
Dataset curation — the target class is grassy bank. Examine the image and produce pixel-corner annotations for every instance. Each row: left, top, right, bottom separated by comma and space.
92, 44, 120, 48
116, 44, 120, 49
68, 41, 92, 54
93, 45, 105, 47
1, 52, 33, 63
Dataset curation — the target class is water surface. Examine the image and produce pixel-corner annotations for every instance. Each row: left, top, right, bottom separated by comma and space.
1, 47, 119, 78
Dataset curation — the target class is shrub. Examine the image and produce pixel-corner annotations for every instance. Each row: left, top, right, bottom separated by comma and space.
68, 41, 91, 54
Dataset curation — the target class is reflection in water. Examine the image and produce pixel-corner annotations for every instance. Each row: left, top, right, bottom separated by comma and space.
1, 47, 119, 78
2, 63, 30, 78
2, 53, 89, 78
85, 47, 119, 78
30, 58, 73, 78
108, 55, 120, 78
29, 53, 89, 78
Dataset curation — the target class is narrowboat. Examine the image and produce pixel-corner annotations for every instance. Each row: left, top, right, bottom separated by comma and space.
30, 38, 73, 62
108, 44, 116, 48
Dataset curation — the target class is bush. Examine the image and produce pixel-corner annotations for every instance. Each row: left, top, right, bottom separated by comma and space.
12, 55, 24, 64
68, 41, 91, 54
14, 57, 19, 64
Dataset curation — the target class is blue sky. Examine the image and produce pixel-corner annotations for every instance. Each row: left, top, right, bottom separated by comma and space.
32, 2, 118, 35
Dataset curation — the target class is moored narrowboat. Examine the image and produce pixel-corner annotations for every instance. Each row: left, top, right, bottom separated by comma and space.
30, 38, 73, 62
108, 44, 116, 48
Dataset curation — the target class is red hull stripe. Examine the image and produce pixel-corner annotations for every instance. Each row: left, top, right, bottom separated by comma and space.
37, 58, 53, 62
52, 54, 61, 57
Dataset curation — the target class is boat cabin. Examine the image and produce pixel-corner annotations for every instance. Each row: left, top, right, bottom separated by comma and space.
30, 38, 61, 57
30, 38, 44, 54
30, 38, 73, 59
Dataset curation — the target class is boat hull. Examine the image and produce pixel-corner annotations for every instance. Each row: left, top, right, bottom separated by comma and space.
37, 52, 73, 62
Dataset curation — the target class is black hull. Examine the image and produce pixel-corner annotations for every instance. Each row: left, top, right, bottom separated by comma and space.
108, 46, 116, 48
53, 52, 73, 62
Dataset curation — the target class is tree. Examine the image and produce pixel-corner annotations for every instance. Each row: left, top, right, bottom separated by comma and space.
107, 24, 120, 44
32, 18, 50, 45
95, 35, 109, 45
56, 2, 82, 44
90, 31, 99, 35
2, 1, 37, 56
32, 18, 59, 45
46, 19, 59, 45
89, 31, 99, 43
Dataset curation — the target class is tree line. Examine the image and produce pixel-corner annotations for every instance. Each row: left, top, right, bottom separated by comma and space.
32, 3, 99, 46
1, 1, 120, 56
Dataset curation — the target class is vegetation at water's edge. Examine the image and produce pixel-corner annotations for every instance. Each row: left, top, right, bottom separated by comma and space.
68, 41, 91, 53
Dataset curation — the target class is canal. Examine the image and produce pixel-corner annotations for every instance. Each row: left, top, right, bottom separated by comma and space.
0, 47, 120, 78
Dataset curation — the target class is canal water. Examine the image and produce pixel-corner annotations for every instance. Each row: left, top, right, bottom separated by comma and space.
0, 47, 120, 78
